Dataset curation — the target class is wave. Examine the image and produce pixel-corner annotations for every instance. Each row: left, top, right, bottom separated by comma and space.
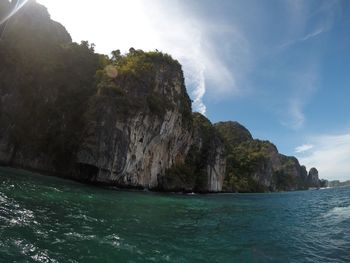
323, 205, 350, 223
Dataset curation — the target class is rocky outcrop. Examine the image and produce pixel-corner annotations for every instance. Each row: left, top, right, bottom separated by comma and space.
251, 142, 281, 190
274, 155, 305, 191
156, 113, 226, 192
76, 58, 193, 190
191, 114, 226, 192
206, 138, 226, 192
215, 121, 321, 192
307, 167, 320, 188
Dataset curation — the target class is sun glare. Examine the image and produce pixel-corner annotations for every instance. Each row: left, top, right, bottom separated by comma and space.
0, 0, 29, 26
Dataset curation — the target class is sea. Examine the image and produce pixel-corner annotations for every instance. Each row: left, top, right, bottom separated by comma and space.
0, 167, 349, 262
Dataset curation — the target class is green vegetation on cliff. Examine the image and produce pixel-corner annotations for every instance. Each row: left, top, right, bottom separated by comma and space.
215, 121, 319, 192
92, 48, 192, 121
214, 121, 253, 147
224, 140, 277, 192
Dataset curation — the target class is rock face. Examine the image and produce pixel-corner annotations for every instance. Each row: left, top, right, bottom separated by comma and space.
251, 143, 281, 190
206, 138, 226, 192
215, 122, 320, 192
190, 113, 226, 192
307, 168, 320, 188
76, 58, 194, 190
154, 113, 226, 192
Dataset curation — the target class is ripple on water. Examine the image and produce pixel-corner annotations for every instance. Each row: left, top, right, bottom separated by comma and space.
66, 212, 99, 223
13, 239, 59, 263
0, 193, 37, 227
0, 194, 7, 204
64, 232, 97, 241
103, 233, 122, 248
323, 205, 350, 224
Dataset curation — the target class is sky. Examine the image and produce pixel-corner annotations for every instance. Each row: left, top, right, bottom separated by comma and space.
31, 0, 350, 181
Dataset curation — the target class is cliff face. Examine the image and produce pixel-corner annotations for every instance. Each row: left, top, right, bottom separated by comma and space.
0, 0, 101, 172
205, 137, 226, 192
0, 0, 320, 192
307, 168, 320, 188
76, 56, 194, 190
189, 113, 226, 192
215, 122, 320, 192
250, 143, 281, 190
155, 113, 226, 192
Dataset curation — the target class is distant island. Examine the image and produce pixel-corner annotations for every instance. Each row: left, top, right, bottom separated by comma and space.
327, 180, 350, 188
0, 0, 325, 193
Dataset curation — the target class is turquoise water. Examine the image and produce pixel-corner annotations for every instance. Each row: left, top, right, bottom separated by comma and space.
0, 168, 349, 263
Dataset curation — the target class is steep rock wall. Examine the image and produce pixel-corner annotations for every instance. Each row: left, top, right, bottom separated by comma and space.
206, 140, 226, 192
76, 58, 194, 189
77, 108, 192, 189
307, 168, 320, 188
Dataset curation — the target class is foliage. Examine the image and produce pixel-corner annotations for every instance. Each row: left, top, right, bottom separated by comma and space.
273, 170, 296, 191
222, 140, 274, 192
93, 48, 191, 120
217, 120, 312, 192
147, 92, 172, 117
214, 121, 252, 148
110, 48, 180, 78
0, 2, 102, 170
274, 156, 304, 191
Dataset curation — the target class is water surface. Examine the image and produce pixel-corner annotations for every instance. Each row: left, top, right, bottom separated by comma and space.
0, 167, 349, 262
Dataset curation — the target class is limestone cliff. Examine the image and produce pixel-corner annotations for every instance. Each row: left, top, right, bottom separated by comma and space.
76, 53, 194, 190
0, 1, 99, 172
215, 122, 321, 192
307, 168, 320, 188
159, 113, 226, 192
0, 0, 319, 193
191, 113, 226, 192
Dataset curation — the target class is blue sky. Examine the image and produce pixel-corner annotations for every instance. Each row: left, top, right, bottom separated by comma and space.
35, 0, 350, 180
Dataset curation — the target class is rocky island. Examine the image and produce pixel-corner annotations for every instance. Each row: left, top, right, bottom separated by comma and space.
0, 0, 323, 192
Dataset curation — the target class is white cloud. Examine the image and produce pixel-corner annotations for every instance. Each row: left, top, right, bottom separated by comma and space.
37, 0, 247, 115
295, 144, 314, 153
280, 69, 318, 130
284, 100, 306, 129
299, 27, 325, 42
282, 0, 340, 49
279, 27, 326, 49
297, 133, 350, 181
